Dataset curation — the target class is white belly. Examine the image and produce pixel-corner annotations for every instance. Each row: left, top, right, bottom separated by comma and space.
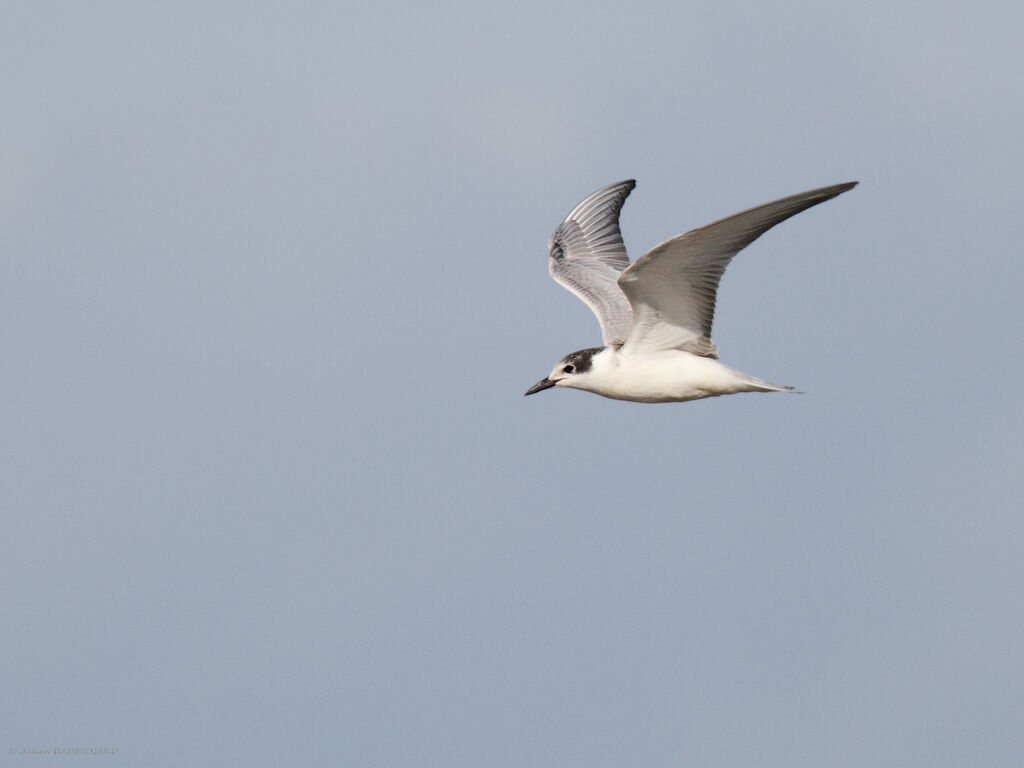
574, 350, 774, 403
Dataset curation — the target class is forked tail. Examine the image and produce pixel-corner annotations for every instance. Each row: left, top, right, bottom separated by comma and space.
733, 369, 804, 395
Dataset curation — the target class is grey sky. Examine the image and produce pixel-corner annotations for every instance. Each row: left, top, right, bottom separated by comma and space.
2, 2, 1022, 766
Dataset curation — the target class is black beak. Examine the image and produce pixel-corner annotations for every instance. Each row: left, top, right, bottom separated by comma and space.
524, 377, 556, 396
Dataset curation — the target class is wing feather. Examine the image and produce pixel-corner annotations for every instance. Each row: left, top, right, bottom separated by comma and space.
618, 182, 857, 356
548, 180, 636, 345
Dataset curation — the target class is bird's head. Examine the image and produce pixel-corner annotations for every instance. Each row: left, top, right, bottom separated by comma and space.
524, 347, 604, 396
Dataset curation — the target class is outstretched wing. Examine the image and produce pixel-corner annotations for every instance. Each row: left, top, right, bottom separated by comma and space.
548, 180, 636, 346
618, 181, 857, 357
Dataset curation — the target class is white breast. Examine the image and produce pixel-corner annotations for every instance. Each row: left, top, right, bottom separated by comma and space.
567, 348, 782, 403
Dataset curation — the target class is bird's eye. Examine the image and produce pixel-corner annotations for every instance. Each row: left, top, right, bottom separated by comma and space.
562, 364, 575, 374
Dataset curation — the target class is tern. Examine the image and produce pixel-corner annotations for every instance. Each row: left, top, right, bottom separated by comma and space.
525, 180, 856, 402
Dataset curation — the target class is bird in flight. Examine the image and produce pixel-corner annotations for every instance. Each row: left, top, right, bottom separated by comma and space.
525, 180, 857, 402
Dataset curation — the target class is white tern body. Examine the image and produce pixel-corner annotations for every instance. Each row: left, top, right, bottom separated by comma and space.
525, 180, 857, 403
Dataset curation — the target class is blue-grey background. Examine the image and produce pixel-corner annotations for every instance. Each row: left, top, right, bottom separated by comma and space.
3, 2, 1022, 766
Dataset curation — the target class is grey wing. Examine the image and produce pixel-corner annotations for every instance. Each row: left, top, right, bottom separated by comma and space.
548, 180, 636, 346
618, 181, 857, 357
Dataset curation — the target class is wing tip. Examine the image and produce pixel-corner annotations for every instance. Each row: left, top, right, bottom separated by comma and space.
829, 180, 859, 195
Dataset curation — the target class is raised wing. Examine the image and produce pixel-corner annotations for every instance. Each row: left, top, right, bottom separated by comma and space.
548, 180, 636, 346
618, 182, 857, 357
